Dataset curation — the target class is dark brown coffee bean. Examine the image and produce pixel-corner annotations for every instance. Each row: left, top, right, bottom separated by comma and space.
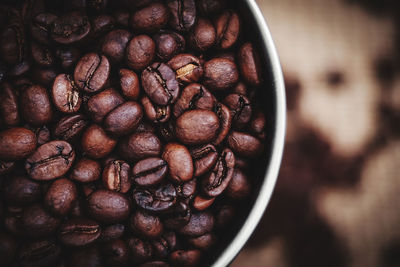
102, 239, 129, 267
82, 183, 98, 197
74, 53, 110, 93
21, 84, 53, 126
104, 101, 143, 137
142, 62, 180, 106
128, 237, 153, 263
0, 127, 36, 161
0, 232, 18, 265
31, 67, 58, 87
52, 74, 82, 113
4, 209, 25, 236
18, 239, 61, 267
0, 82, 20, 126
119, 68, 140, 100
70, 200, 85, 218
167, 0, 196, 32
130, 210, 163, 239
69, 246, 103, 267
0, 160, 15, 176
4, 175, 41, 205
45, 178, 78, 216
87, 88, 124, 123
176, 110, 219, 145
227, 131, 263, 157
130, 2, 169, 33
54, 114, 88, 141
82, 125, 117, 159
133, 183, 177, 213
193, 195, 215, 211
190, 144, 218, 177
151, 231, 177, 258
51, 11, 91, 44
55, 47, 81, 71
235, 156, 249, 170
157, 121, 175, 142
133, 157, 168, 186
0, 21, 26, 66
30, 12, 58, 45
141, 95, 171, 123
232, 82, 248, 96
22, 204, 60, 238
162, 143, 193, 183
249, 110, 266, 140
32, 125, 51, 145
178, 179, 197, 198
189, 18, 216, 51
140, 261, 169, 267
91, 15, 115, 40
212, 103, 232, 146
99, 224, 125, 242
187, 233, 215, 250
118, 132, 161, 161
215, 10, 240, 50
179, 211, 214, 237
113, 9, 130, 27
30, 42, 55, 67
225, 168, 250, 200
223, 93, 252, 129
170, 249, 201, 267
25, 140, 75, 181
215, 204, 235, 227
238, 42, 262, 86
126, 34, 155, 71
203, 58, 239, 90
172, 83, 215, 118
154, 31, 185, 61
59, 218, 101, 247
88, 189, 131, 223
168, 54, 203, 84
202, 148, 235, 197
163, 200, 191, 230
102, 160, 132, 193
197, 0, 226, 15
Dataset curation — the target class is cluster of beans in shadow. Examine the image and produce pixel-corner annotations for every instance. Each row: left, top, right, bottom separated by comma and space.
0, 0, 268, 266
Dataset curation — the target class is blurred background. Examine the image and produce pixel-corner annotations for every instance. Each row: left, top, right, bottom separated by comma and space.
232, 0, 400, 266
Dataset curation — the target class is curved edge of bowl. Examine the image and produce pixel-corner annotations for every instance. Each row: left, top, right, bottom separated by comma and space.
211, 1, 286, 266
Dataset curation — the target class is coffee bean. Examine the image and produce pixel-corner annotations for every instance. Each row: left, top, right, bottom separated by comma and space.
18, 239, 61, 267
59, 218, 101, 247
88, 189, 131, 223
178, 179, 197, 198
30, 42, 55, 67
173, 83, 215, 118
20, 85, 53, 126
203, 58, 239, 90
193, 195, 215, 211
189, 18, 216, 51
0, 127, 36, 161
154, 31, 185, 61
31, 67, 58, 87
141, 95, 171, 123
90, 14, 115, 40
87, 88, 124, 123
51, 11, 91, 44
99, 224, 125, 242
170, 249, 202, 267
151, 231, 177, 258
176, 110, 220, 145
167, 0, 196, 32
0, 160, 16, 176
133, 183, 177, 212
215, 204, 235, 227
187, 233, 215, 250
45, 178, 78, 216
190, 144, 218, 177
130, 2, 169, 33
126, 35, 155, 71
102, 239, 130, 266
81, 124, 117, 159
168, 54, 204, 84
232, 82, 248, 96
68, 246, 103, 267
54, 114, 88, 141
21, 204, 60, 238
133, 157, 168, 186
74, 53, 110, 93
104, 101, 143, 137
215, 10, 240, 50
0, 232, 18, 265
249, 110, 266, 140
130, 210, 163, 239
162, 143, 193, 183
212, 103, 232, 145
32, 125, 51, 145
197, 0, 226, 15
118, 132, 161, 161
238, 42, 262, 86
227, 131, 263, 157
25, 140, 75, 181
113, 9, 130, 27
30, 12, 58, 45
4, 175, 41, 205
119, 68, 140, 100
128, 237, 153, 263
55, 46, 81, 71
0, 83, 20, 126
102, 160, 132, 193
142, 62, 180, 106
179, 211, 214, 237
225, 168, 251, 199
163, 200, 191, 230
52, 74, 82, 113
223, 93, 252, 129
0, 20, 26, 65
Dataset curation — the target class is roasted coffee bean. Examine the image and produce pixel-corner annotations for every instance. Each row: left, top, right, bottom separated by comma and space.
0, 21, 26, 65
126, 34, 155, 71
168, 54, 203, 84
157, 121, 175, 142
101, 29, 132, 63
215, 204, 235, 227
187, 233, 216, 250
0, 232, 18, 265
87, 0, 108, 13
0, 82, 20, 126
0, 127, 36, 160
176, 110, 219, 145
173, 83, 215, 118
31, 67, 58, 87
193, 195, 215, 211
87, 88, 124, 123
102, 160, 132, 193
128, 237, 153, 263
20, 84, 53, 126
249, 110, 266, 140
113, 9, 130, 27
119, 68, 140, 100
154, 31, 185, 61
223, 93, 252, 129
162, 143, 193, 183
55, 47, 81, 71
4, 175, 41, 205
141, 95, 171, 123
202, 148, 235, 197
70, 200, 85, 218
88, 189, 130, 223
238, 42, 262, 86
25, 140, 75, 181
232, 81, 248, 95
102, 239, 129, 266
91, 14, 115, 40
18, 239, 61, 267
212, 103, 232, 145
140, 261, 169, 267
203, 58, 239, 90
8, 60, 31, 77
167, 0, 196, 32
45, 178, 78, 216
130, 210, 163, 239
151, 231, 177, 258
4, 210, 25, 236
52, 74, 82, 113
179, 211, 214, 237
74, 53, 110, 93
133, 183, 177, 212
226, 168, 251, 199
190, 144, 218, 177
130, 2, 169, 33
142, 62, 180, 106
30, 42, 54, 67
69, 246, 103, 267
189, 18, 216, 51
30, 12, 58, 45
178, 179, 197, 198
51, 11, 91, 44
99, 224, 125, 242
32, 125, 51, 145
163, 200, 191, 230
82, 124, 117, 159
54, 114, 88, 141
227, 131, 263, 157
104, 101, 143, 137
197, 0, 226, 15
215, 10, 240, 50
170, 249, 202, 267
82, 183, 98, 197
118, 132, 161, 161
21, 204, 60, 238
59, 218, 101, 247
133, 157, 168, 186
0, 161, 16, 176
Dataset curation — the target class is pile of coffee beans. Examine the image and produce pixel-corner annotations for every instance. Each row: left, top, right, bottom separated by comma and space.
0, 0, 267, 266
